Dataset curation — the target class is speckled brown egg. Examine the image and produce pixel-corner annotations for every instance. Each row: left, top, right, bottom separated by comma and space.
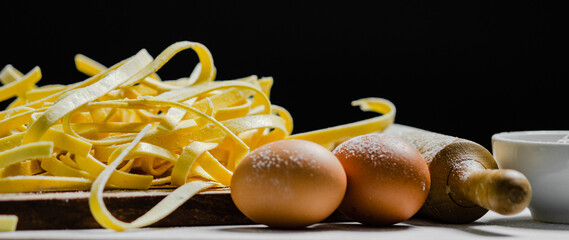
231, 139, 347, 228
333, 133, 430, 226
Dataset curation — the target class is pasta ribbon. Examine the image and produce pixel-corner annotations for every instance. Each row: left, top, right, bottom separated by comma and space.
287, 98, 396, 150
0, 66, 41, 102
21, 49, 154, 144
0, 142, 53, 169
0, 41, 396, 231
0, 176, 92, 193
0, 215, 18, 232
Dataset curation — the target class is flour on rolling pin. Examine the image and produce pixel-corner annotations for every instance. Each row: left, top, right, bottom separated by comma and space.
383, 124, 532, 223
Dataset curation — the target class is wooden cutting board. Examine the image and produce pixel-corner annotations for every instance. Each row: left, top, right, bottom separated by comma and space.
0, 188, 348, 230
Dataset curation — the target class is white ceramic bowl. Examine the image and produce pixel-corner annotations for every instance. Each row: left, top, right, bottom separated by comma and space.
492, 130, 569, 224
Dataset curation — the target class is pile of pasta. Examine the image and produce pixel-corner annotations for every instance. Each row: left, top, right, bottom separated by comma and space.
0, 41, 395, 231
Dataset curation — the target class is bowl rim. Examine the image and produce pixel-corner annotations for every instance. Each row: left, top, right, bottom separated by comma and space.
492, 130, 569, 146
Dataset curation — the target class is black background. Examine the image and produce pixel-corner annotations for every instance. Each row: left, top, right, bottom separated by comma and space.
1, 1, 567, 150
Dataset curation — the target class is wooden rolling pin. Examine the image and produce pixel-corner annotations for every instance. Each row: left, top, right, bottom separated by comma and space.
383, 124, 531, 223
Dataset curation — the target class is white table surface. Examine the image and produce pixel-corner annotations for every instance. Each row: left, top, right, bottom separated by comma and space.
1, 208, 568, 240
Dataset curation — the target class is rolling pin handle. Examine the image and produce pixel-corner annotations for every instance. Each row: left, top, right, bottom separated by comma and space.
449, 161, 532, 216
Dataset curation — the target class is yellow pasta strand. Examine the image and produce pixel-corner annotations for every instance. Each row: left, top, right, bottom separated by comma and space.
287, 98, 396, 150
88, 124, 213, 231
0, 132, 24, 152
41, 156, 91, 178
195, 151, 233, 187
74, 54, 108, 77
0, 41, 396, 232
0, 215, 18, 232
0, 66, 41, 102
0, 64, 24, 84
40, 127, 93, 157
1, 160, 43, 177
75, 154, 153, 190
0, 141, 53, 169
120, 41, 215, 89
21, 49, 154, 144
0, 176, 92, 193
171, 141, 218, 186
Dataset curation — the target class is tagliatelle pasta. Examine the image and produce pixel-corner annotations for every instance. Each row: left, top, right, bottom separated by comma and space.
0, 41, 395, 231
0, 215, 18, 232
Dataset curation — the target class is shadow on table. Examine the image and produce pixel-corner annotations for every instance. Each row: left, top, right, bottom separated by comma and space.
218, 213, 569, 237
485, 215, 569, 231
218, 222, 411, 234
405, 218, 512, 237
405, 213, 569, 237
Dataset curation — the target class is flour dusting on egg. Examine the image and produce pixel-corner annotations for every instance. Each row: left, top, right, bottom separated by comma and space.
230, 139, 347, 228
333, 133, 431, 226
249, 143, 319, 171
334, 134, 391, 165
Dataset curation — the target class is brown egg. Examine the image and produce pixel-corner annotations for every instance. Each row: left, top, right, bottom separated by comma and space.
231, 139, 347, 228
333, 133, 430, 226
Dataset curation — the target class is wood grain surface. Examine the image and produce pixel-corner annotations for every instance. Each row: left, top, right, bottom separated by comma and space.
0, 188, 348, 230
